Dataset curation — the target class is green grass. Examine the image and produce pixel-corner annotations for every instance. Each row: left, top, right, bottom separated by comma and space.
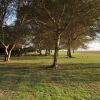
0, 52, 100, 100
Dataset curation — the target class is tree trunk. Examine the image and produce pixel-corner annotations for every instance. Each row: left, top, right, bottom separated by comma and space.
45, 49, 50, 56
67, 47, 72, 58
52, 34, 60, 68
4, 51, 11, 62
4, 47, 9, 62
8, 49, 12, 61
45, 49, 48, 56
48, 49, 50, 55
50, 50, 52, 54
39, 50, 42, 55
67, 50, 69, 56
4, 44, 15, 62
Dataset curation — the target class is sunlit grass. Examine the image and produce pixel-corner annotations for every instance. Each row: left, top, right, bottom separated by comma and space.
0, 52, 100, 100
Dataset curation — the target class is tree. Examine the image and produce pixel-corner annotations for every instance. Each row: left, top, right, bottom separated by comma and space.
0, 0, 31, 61
0, 0, 16, 61
24, 0, 100, 68
32, 30, 55, 56
71, 36, 94, 52
61, 23, 97, 58
0, 0, 12, 28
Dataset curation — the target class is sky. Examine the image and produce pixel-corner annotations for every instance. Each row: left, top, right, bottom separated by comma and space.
78, 39, 100, 51
86, 40, 100, 51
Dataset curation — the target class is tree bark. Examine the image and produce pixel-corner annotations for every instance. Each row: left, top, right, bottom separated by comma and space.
45, 49, 50, 56
50, 50, 52, 54
4, 44, 15, 62
48, 49, 50, 55
39, 50, 42, 55
52, 34, 60, 68
4, 51, 11, 62
67, 47, 72, 58
67, 50, 69, 56
4, 46, 9, 62
45, 49, 48, 56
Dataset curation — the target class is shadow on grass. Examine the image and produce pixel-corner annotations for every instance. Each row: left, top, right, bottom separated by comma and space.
0, 55, 54, 63
0, 63, 100, 92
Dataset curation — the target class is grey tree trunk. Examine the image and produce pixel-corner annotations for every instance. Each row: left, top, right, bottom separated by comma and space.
52, 34, 60, 68
4, 47, 9, 62
4, 44, 15, 62
4, 51, 11, 62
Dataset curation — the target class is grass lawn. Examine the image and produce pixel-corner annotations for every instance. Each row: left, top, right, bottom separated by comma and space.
0, 52, 100, 100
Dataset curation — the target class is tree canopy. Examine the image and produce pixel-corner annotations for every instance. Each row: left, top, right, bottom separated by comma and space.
0, 0, 100, 68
